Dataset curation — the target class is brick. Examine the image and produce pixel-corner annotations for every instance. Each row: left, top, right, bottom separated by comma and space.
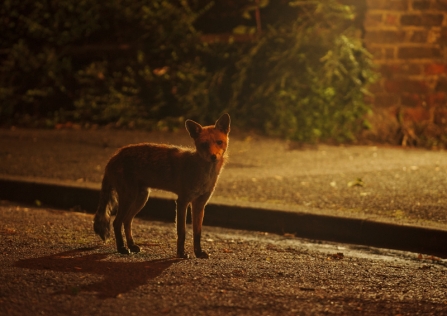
367, 46, 384, 59
435, 76, 447, 92
400, 14, 444, 27
373, 94, 400, 107
439, 27, 447, 45
423, 14, 445, 27
433, 0, 447, 10
412, 1, 431, 10
366, 0, 409, 10
380, 64, 401, 78
385, 79, 430, 93
385, 48, 396, 59
425, 63, 447, 75
401, 94, 423, 107
410, 30, 428, 43
364, 13, 383, 28
434, 108, 447, 125
428, 92, 447, 106
384, 14, 400, 26
428, 29, 441, 44
400, 15, 420, 26
398, 46, 442, 59
380, 63, 422, 77
365, 30, 406, 43
368, 82, 384, 94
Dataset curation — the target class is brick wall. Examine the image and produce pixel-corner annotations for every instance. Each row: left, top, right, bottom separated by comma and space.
363, 0, 447, 146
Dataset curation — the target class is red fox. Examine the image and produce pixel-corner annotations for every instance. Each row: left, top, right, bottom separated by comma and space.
93, 113, 230, 258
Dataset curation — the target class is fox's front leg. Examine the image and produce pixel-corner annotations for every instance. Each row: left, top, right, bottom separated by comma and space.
175, 199, 189, 258
191, 195, 211, 259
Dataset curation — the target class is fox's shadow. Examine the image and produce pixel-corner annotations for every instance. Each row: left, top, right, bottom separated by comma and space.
14, 247, 182, 299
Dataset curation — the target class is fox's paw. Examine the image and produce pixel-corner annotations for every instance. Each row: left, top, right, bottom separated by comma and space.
195, 250, 210, 259
177, 251, 190, 259
129, 244, 141, 253
117, 246, 130, 255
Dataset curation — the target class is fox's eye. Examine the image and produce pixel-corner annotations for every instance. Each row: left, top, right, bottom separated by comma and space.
216, 140, 223, 145
201, 142, 209, 149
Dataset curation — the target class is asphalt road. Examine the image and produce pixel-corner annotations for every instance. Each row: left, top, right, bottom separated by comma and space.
1, 202, 447, 316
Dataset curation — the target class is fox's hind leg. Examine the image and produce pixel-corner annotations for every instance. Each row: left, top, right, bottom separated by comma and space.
113, 185, 136, 254
123, 187, 150, 253
175, 198, 190, 258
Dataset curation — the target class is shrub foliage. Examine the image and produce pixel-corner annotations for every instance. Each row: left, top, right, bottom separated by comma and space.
0, 0, 212, 128
229, 1, 376, 143
0, 0, 376, 142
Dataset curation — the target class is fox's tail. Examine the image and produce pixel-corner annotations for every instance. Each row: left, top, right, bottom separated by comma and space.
93, 172, 115, 241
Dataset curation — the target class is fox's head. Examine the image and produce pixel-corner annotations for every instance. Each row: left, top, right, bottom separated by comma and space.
185, 113, 230, 163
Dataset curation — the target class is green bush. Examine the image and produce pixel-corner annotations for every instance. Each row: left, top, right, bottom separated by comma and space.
228, 0, 376, 143
0, 0, 213, 128
1, 0, 376, 143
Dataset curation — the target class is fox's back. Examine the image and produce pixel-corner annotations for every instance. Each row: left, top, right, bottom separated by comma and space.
106, 144, 190, 191
106, 143, 224, 197
110, 143, 192, 170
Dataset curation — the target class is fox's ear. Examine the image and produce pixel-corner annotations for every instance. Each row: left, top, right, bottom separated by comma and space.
215, 113, 230, 134
185, 119, 202, 139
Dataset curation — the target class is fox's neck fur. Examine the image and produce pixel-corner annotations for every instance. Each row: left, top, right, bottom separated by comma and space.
189, 149, 227, 193
194, 152, 227, 173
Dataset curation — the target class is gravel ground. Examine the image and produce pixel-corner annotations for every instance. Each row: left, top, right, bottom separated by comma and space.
0, 128, 446, 228
1, 201, 447, 316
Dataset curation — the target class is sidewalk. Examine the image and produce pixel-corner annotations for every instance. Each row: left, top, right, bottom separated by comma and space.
1, 127, 447, 257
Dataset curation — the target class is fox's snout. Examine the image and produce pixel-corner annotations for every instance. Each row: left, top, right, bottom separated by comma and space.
204, 150, 220, 163
198, 143, 225, 163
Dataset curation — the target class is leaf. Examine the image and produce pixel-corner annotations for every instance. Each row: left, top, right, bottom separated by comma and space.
348, 178, 364, 187
2, 228, 17, 235
328, 252, 344, 260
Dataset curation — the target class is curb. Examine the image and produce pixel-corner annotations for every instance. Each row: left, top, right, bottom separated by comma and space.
1, 176, 447, 258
